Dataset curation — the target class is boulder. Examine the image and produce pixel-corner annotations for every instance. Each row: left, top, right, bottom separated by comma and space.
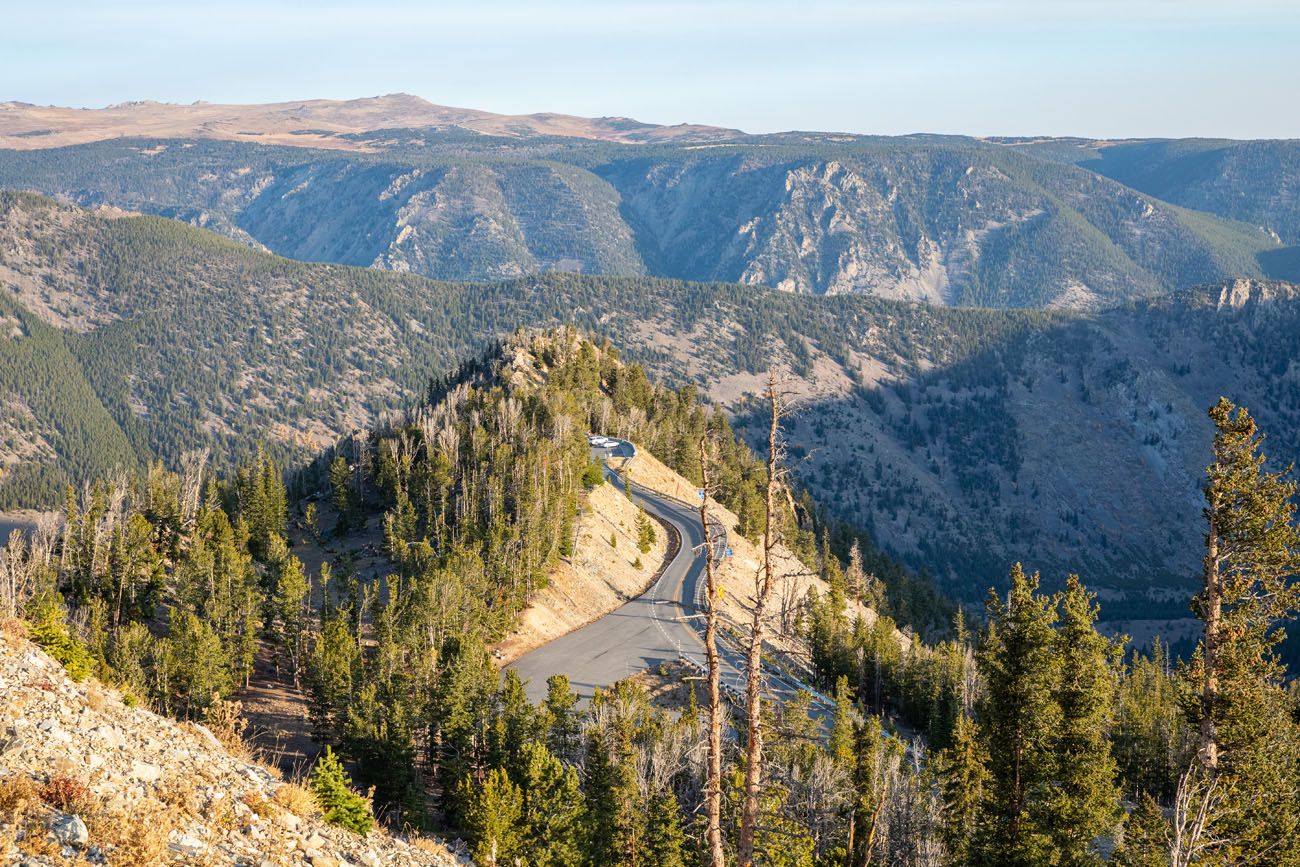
50, 812, 88, 847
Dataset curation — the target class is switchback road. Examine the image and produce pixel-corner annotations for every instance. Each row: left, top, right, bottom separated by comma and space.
511, 444, 829, 720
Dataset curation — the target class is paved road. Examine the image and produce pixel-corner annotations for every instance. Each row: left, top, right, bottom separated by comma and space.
511, 443, 830, 720
510, 464, 745, 705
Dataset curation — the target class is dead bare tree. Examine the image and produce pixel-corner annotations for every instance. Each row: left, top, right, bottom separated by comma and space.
739, 369, 795, 867
698, 433, 726, 867
1170, 764, 1228, 867
1, 530, 33, 620
178, 447, 209, 532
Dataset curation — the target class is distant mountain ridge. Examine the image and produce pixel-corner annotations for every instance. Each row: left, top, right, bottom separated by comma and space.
1002, 136, 1300, 244
0, 93, 741, 151
0, 132, 1291, 307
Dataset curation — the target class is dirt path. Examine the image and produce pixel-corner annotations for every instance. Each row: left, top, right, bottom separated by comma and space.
237, 643, 319, 779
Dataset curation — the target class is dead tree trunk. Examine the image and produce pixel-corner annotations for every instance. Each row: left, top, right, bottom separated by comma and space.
698, 435, 726, 867
1200, 487, 1221, 772
739, 370, 785, 867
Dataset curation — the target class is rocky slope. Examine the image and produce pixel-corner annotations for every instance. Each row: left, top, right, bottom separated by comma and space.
0, 626, 464, 866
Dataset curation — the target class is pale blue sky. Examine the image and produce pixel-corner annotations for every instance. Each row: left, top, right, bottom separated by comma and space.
7, 0, 1300, 138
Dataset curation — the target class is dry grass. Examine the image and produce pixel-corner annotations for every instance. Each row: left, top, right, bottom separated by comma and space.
86, 798, 173, 867
0, 617, 26, 642
202, 691, 251, 759
84, 684, 107, 712
271, 781, 318, 819
0, 774, 42, 821
241, 790, 275, 819
16, 827, 66, 862
153, 773, 201, 820
410, 835, 459, 859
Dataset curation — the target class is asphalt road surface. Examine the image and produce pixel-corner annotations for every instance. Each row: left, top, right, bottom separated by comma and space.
510, 462, 743, 705
511, 441, 830, 719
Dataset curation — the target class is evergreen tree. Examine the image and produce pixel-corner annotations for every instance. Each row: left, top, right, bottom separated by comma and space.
272, 554, 310, 686
492, 669, 538, 779
585, 700, 645, 867
311, 746, 375, 835
542, 674, 583, 764
431, 637, 499, 825
972, 564, 1060, 866
636, 506, 657, 553
517, 741, 585, 866
1185, 398, 1300, 861
26, 592, 93, 682
827, 675, 856, 768
1048, 575, 1122, 866
460, 767, 523, 867
644, 789, 687, 867
1114, 639, 1190, 802
937, 713, 989, 866
1113, 794, 1170, 867
330, 454, 355, 535
306, 608, 361, 744
160, 609, 232, 718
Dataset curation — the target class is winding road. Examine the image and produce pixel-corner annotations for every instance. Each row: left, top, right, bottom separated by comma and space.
510, 442, 825, 716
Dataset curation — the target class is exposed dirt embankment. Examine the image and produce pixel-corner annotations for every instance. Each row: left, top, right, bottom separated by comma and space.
621, 449, 910, 654
494, 478, 671, 664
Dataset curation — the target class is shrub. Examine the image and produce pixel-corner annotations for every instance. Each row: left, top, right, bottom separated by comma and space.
0, 774, 41, 821
41, 773, 93, 814
310, 748, 373, 834
86, 797, 173, 867
636, 507, 656, 553
582, 460, 605, 487
272, 781, 318, 818
240, 791, 274, 819
26, 594, 92, 682
202, 691, 249, 757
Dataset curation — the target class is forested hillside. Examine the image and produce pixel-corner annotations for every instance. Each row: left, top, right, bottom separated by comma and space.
2, 192, 1298, 624
0, 124, 1291, 307
0, 329, 905, 858
1007, 136, 1300, 245
3, 334, 1297, 865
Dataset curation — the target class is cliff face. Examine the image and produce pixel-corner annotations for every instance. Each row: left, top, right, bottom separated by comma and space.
236, 160, 646, 281
0, 628, 464, 866
598, 148, 1279, 307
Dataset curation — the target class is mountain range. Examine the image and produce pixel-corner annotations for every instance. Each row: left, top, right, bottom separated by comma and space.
1, 96, 1298, 307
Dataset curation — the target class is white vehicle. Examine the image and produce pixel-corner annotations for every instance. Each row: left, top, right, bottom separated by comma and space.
591, 436, 612, 446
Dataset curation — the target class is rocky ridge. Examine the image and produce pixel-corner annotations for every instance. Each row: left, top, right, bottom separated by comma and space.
0, 627, 465, 867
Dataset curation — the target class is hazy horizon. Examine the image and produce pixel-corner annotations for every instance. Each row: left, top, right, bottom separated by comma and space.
9, 0, 1300, 140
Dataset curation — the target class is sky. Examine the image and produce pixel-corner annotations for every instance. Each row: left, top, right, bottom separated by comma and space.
7, 0, 1300, 139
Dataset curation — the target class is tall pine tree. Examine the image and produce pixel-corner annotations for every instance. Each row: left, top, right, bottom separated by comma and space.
973, 564, 1061, 866
1048, 575, 1122, 866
